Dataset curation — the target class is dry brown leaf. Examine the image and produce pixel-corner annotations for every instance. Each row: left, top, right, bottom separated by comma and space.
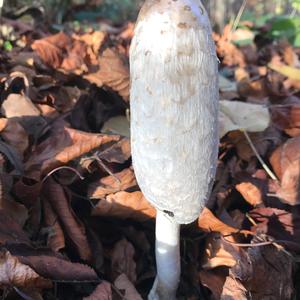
43, 179, 92, 261
111, 238, 136, 283
43, 198, 65, 252
270, 137, 300, 205
198, 208, 251, 235
83, 281, 112, 300
221, 241, 293, 300
7, 244, 98, 282
61, 40, 88, 74
84, 48, 129, 101
88, 167, 137, 199
114, 273, 143, 300
98, 137, 131, 163
202, 233, 244, 269
0, 250, 51, 289
221, 276, 248, 300
0, 118, 29, 157
25, 124, 121, 180
0, 209, 30, 246
92, 191, 156, 221
235, 181, 263, 206
249, 207, 300, 252
32, 32, 72, 68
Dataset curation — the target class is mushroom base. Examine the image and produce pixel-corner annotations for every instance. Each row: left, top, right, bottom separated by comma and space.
148, 210, 180, 300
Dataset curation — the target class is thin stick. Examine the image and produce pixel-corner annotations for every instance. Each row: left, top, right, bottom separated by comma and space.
242, 130, 278, 181
231, 0, 248, 34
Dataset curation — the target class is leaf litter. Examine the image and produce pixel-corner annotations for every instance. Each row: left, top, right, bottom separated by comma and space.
0, 8, 298, 300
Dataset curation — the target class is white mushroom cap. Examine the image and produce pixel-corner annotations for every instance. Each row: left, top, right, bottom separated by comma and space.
130, 0, 219, 224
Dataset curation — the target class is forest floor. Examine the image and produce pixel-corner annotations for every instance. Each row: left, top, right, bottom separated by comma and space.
0, 6, 299, 300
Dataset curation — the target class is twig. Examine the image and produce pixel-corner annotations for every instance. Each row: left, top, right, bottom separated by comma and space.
231, 0, 248, 34
242, 130, 278, 181
42, 166, 84, 184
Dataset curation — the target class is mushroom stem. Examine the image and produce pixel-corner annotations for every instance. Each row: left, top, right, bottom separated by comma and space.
148, 210, 180, 300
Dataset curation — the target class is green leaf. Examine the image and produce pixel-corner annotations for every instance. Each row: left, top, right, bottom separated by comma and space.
3, 41, 13, 51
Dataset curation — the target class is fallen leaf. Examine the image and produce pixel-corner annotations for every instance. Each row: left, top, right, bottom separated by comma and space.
25, 124, 121, 180
88, 167, 137, 199
92, 191, 156, 221
198, 208, 251, 235
114, 273, 142, 300
84, 48, 129, 101
0, 250, 51, 289
269, 62, 300, 80
0, 118, 29, 157
199, 268, 227, 300
43, 198, 65, 252
83, 281, 112, 300
219, 100, 270, 138
111, 238, 136, 283
31, 32, 72, 68
42, 179, 92, 261
249, 207, 300, 252
270, 137, 300, 205
0, 209, 30, 246
7, 244, 98, 282
202, 233, 244, 269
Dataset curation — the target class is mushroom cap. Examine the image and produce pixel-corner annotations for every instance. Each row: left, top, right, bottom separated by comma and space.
130, 0, 219, 224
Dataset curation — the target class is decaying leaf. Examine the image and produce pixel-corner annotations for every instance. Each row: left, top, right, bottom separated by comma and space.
219, 100, 270, 138
114, 273, 143, 300
84, 48, 130, 101
249, 207, 300, 252
202, 233, 244, 269
111, 238, 136, 283
92, 191, 156, 221
88, 167, 137, 199
0, 250, 51, 289
25, 124, 121, 179
42, 179, 92, 261
198, 207, 251, 235
270, 137, 300, 205
6, 244, 98, 282
83, 281, 112, 300
0, 118, 29, 157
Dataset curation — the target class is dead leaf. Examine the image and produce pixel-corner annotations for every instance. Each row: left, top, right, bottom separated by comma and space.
98, 137, 131, 164
202, 233, 244, 269
235, 181, 263, 206
199, 268, 227, 300
270, 137, 300, 205
0, 250, 51, 289
32, 32, 72, 68
7, 244, 98, 282
111, 238, 136, 283
42, 179, 92, 261
83, 281, 112, 300
84, 48, 129, 101
92, 191, 156, 221
25, 124, 121, 180
0, 209, 30, 246
43, 198, 65, 252
0, 118, 29, 157
88, 167, 137, 199
249, 207, 300, 252
221, 276, 248, 300
198, 208, 251, 235
219, 100, 270, 138
114, 273, 142, 300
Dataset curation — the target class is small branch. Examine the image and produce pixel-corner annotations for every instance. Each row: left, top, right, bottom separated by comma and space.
42, 166, 84, 184
242, 130, 278, 181
231, 0, 248, 34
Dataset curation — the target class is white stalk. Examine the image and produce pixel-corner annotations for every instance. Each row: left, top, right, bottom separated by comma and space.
149, 210, 180, 300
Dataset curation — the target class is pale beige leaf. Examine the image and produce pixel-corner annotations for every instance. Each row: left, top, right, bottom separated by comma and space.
114, 273, 142, 300
219, 100, 270, 138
